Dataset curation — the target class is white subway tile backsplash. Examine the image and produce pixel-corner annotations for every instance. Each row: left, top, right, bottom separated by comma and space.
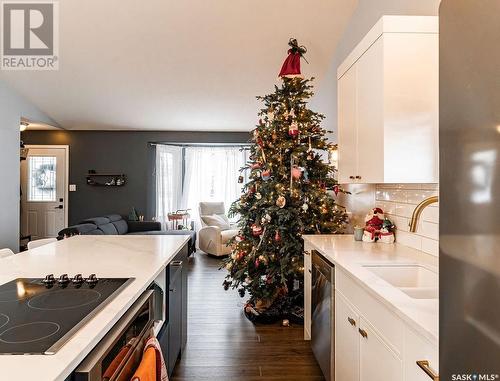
421, 237, 439, 257
396, 230, 422, 251
375, 184, 439, 256
418, 221, 439, 240
421, 206, 439, 224
406, 190, 438, 205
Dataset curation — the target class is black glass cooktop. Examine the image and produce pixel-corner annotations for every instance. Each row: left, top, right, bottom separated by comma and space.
0, 276, 132, 355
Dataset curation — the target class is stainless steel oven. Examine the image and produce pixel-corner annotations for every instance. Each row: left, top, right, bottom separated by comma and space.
311, 250, 335, 381
74, 290, 155, 381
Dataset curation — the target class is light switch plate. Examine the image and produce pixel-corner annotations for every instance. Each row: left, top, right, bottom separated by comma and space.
69, 184, 77, 192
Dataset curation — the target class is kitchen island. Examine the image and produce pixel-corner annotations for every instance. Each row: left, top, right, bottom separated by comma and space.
0, 235, 189, 381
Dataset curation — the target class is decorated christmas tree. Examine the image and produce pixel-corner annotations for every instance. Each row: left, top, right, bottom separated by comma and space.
223, 39, 348, 323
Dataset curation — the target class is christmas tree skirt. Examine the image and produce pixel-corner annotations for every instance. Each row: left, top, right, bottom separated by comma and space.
243, 289, 304, 325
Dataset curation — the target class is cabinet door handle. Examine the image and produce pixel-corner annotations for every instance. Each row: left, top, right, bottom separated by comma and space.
416, 360, 439, 381
358, 328, 368, 338
171, 260, 183, 266
349, 175, 355, 180
355, 175, 361, 179
347, 317, 356, 326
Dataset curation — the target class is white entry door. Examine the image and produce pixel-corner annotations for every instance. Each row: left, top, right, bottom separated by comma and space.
20, 146, 68, 239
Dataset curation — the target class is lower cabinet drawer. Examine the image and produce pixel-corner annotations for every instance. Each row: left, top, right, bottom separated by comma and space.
336, 268, 404, 356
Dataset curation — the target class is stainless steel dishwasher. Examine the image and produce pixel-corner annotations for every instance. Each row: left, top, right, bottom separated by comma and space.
311, 250, 334, 381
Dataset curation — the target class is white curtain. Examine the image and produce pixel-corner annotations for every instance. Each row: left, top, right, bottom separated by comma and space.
155, 145, 183, 229
182, 146, 246, 227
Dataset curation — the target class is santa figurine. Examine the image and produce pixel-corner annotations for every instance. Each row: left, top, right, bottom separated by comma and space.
362, 207, 385, 242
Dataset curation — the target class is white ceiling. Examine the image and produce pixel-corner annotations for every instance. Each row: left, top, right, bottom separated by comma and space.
1, 0, 357, 131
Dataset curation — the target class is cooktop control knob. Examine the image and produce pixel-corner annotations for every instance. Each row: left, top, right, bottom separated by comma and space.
86, 274, 98, 285
42, 274, 55, 287
58, 274, 70, 285
72, 274, 84, 284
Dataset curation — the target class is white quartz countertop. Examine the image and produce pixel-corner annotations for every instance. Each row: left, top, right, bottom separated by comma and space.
303, 235, 438, 345
0, 235, 189, 381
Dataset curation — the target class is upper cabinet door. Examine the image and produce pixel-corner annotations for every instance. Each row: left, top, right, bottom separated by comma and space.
382, 32, 439, 183
336, 16, 439, 184
337, 65, 358, 184
356, 37, 384, 183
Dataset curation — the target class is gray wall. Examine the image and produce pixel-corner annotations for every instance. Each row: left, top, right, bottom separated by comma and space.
311, 0, 441, 139
0, 80, 57, 251
21, 130, 249, 225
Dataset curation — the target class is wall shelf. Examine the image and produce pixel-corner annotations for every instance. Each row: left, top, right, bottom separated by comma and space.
86, 172, 126, 187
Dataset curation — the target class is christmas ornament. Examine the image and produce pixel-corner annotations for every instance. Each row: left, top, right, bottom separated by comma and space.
274, 231, 281, 242
291, 165, 302, 180
267, 110, 275, 122
251, 224, 263, 236
276, 196, 286, 208
333, 185, 339, 196
303, 169, 310, 183
238, 175, 244, 183
235, 235, 244, 242
255, 192, 262, 200
307, 151, 315, 160
278, 38, 307, 78
261, 169, 271, 181
302, 203, 309, 212
288, 121, 299, 137
282, 319, 290, 327
251, 162, 262, 170
262, 214, 272, 224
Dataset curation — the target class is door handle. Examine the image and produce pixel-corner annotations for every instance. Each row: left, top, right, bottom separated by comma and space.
54, 205, 63, 209
416, 360, 439, 380
349, 175, 355, 180
347, 317, 356, 326
355, 175, 362, 179
358, 328, 368, 338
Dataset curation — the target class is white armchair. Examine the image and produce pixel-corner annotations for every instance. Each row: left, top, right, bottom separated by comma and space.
198, 202, 238, 257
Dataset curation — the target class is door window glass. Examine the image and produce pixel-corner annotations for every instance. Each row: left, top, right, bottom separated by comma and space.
28, 156, 57, 202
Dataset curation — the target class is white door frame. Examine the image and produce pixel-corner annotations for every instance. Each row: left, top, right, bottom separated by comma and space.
25, 145, 70, 228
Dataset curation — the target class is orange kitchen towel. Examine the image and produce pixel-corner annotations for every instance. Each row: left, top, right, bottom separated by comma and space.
131, 347, 156, 381
144, 337, 168, 381
103, 344, 131, 380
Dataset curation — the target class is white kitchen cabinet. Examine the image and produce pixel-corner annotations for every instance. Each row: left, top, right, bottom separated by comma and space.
337, 16, 439, 184
404, 327, 439, 381
359, 317, 403, 381
335, 292, 360, 381
337, 62, 358, 184
304, 250, 312, 340
331, 267, 438, 381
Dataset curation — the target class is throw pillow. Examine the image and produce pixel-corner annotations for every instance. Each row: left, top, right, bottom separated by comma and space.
201, 214, 230, 230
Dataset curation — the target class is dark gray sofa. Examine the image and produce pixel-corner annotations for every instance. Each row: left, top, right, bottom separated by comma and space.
58, 214, 196, 255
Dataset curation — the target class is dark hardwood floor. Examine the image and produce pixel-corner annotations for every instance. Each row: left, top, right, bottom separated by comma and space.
171, 252, 325, 381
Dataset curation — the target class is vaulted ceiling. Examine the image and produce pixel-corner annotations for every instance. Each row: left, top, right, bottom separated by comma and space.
1, 0, 357, 131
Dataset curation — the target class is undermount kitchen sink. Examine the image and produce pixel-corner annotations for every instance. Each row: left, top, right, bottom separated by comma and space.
362, 264, 438, 299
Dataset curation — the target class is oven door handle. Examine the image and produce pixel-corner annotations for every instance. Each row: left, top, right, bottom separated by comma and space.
74, 290, 154, 380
